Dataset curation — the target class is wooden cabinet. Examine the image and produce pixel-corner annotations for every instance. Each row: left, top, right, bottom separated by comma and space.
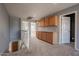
38, 19, 45, 27
37, 16, 59, 27
39, 32, 41, 39
41, 32, 47, 41
38, 32, 41, 39
36, 31, 41, 40
44, 18, 49, 27
36, 31, 53, 44
49, 16, 59, 26
46, 32, 53, 44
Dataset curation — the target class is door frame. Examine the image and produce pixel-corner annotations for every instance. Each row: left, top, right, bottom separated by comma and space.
59, 11, 78, 50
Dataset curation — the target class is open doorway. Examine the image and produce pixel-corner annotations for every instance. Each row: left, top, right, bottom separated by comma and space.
65, 13, 75, 43
30, 22, 36, 38
60, 11, 77, 48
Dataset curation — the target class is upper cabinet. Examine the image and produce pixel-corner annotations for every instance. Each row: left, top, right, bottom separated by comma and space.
37, 16, 59, 27
40, 19, 45, 27
37, 18, 45, 27
44, 17, 49, 27
49, 16, 59, 26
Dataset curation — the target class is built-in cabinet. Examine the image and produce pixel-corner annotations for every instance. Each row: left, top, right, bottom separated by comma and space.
37, 16, 59, 27
49, 16, 58, 26
46, 32, 53, 44
36, 31, 53, 44
36, 16, 59, 44
44, 17, 49, 27
38, 18, 45, 27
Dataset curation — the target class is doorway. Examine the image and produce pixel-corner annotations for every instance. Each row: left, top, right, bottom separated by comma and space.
61, 16, 70, 44
60, 11, 77, 48
30, 22, 36, 38
65, 13, 75, 43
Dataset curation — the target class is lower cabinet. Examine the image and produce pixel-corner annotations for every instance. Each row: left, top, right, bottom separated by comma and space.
39, 32, 41, 39
46, 32, 53, 44
36, 31, 41, 40
42, 32, 47, 41
36, 31, 53, 44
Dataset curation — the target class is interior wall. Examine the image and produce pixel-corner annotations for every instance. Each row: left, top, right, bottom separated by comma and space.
0, 4, 9, 53
53, 4, 79, 50
9, 16, 21, 41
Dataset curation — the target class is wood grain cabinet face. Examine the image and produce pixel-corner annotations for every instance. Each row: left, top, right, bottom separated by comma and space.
37, 31, 41, 39
39, 32, 41, 39
49, 16, 59, 26
44, 18, 49, 27
37, 32, 39, 39
39, 19, 45, 27
46, 32, 53, 44
36, 31, 53, 44
37, 16, 59, 27
41, 32, 47, 41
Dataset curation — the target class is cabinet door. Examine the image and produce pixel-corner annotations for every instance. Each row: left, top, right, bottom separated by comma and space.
40, 19, 44, 27
46, 32, 53, 44
38, 32, 40, 39
44, 18, 49, 27
49, 16, 58, 26
42, 19, 45, 26
38, 32, 41, 39
37, 32, 39, 39
36, 31, 39, 39
42, 32, 47, 41
41, 32, 43, 40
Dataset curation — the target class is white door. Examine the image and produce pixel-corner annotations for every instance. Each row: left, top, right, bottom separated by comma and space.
61, 17, 70, 43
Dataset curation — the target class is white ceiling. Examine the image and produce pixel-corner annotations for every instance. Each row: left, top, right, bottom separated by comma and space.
4, 3, 78, 20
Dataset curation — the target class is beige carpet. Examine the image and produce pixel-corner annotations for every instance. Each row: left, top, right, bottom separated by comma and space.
1, 37, 79, 56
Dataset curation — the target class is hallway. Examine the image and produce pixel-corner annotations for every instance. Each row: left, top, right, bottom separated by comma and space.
1, 37, 79, 56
